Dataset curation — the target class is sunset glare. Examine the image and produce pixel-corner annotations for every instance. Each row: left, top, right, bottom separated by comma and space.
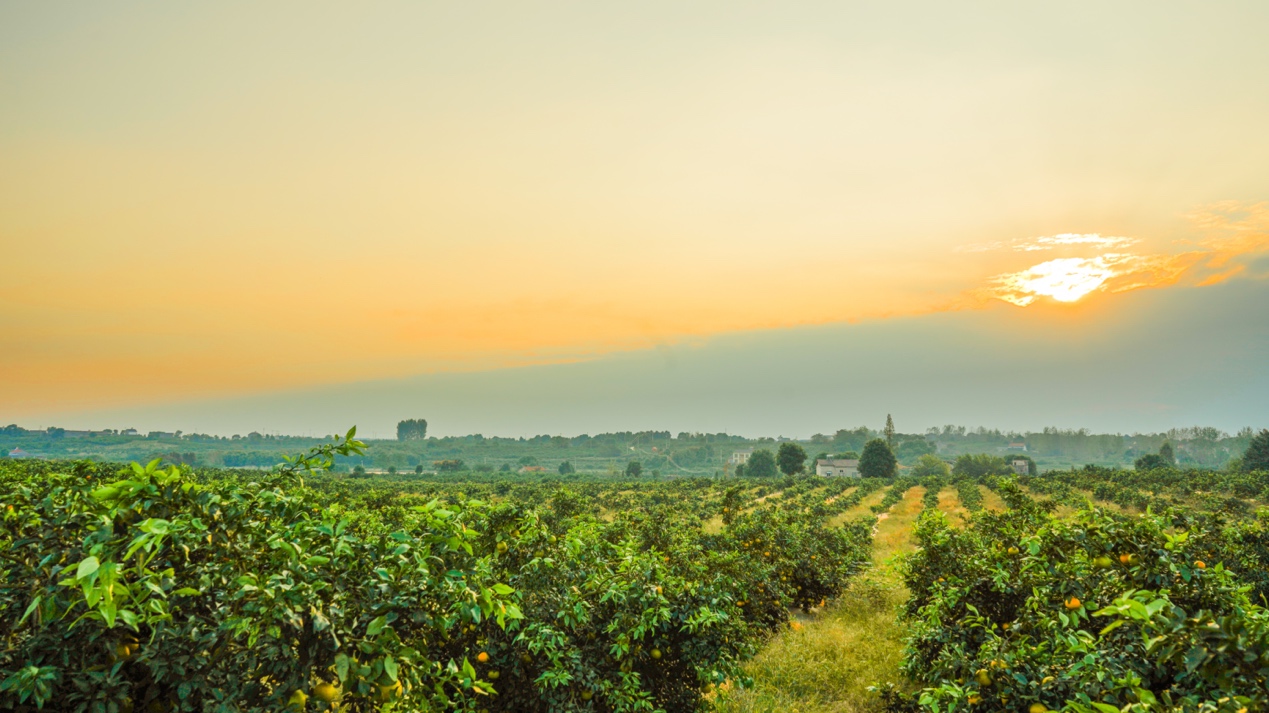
1, 2, 1268, 431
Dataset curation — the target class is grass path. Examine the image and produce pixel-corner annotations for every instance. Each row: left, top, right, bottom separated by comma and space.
980, 484, 1007, 512
713, 486, 928, 712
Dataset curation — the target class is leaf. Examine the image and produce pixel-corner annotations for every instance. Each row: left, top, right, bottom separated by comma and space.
77, 557, 100, 580
172, 588, 201, 597
1090, 704, 1120, 713
18, 596, 41, 626
335, 653, 350, 683
384, 655, 398, 682
304, 556, 331, 566
492, 583, 515, 595
367, 615, 388, 637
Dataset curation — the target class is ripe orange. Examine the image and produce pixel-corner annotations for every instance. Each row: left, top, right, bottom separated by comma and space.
312, 682, 339, 703
477, 651, 490, 663
1194, 560, 1207, 569
1065, 597, 1081, 610
1119, 553, 1132, 565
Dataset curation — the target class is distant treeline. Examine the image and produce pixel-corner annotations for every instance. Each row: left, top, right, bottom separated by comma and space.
3, 422, 1261, 472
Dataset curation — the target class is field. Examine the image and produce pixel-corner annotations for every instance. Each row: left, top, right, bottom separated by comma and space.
3, 432, 1269, 712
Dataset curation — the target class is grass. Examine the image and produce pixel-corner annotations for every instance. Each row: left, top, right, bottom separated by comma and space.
936, 487, 968, 525
979, 484, 1007, 512
713, 486, 925, 713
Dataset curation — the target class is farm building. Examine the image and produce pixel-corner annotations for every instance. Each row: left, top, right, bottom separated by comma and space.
815, 458, 860, 477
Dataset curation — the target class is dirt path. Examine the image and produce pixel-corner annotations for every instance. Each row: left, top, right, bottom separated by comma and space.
714, 485, 927, 712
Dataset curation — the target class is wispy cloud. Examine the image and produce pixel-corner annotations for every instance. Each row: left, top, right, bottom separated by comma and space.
979, 203, 1269, 307
958, 233, 1137, 254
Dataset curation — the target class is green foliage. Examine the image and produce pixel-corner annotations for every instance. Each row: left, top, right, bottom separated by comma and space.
0, 432, 527, 711
776, 443, 807, 476
0, 432, 877, 713
910, 454, 950, 479
1135, 453, 1167, 471
625, 460, 643, 477
434, 458, 465, 472
951, 453, 1011, 479
1244, 429, 1269, 473
859, 439, 898, 479
895, 494, 1269, 712
557, 460, 575, 475
1159, 440, 1177, 466
395, 418, 427, 441
746, 450, 779, 479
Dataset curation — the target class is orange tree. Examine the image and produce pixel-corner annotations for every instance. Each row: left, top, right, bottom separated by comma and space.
2, 435, 876, 713
891, 481, 1269, 712
462, 495, 874, 711
1, 431, 517, 712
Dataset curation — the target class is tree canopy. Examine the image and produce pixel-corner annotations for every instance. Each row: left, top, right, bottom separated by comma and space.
745, 449, 779, 478
858, 439, 897, 478
776, 442, 807, 476
911, 453, 950, 478
396, 418, 428, 441
1243, 429, 1269, 473
951, 453, 1011, 478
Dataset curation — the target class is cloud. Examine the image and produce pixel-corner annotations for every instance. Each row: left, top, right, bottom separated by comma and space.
984, 253, 1193, 306
981, 202, 1269, 307
958, 233, 1137, 254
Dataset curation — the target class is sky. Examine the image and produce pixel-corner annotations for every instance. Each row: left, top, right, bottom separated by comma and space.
2, 2, 1268, 436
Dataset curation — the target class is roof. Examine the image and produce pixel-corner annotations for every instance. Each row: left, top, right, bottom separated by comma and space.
816, 459, 859, 467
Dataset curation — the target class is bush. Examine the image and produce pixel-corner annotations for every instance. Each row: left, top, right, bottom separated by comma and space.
894, 496, 1269, 712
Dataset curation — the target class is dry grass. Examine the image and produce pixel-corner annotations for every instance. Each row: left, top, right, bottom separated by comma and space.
936, 488, 968, 526
713, 485, 926, 713
829, 488, 888, 527
979, 485, 1007, 512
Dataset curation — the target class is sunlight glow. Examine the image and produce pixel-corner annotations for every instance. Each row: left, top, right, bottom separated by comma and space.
989, 256, 1123, 306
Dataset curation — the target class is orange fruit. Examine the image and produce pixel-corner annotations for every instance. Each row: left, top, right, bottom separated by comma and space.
1065, 597, 1081, 610
477, 651, 490, 663
1194, 560, 1206, 569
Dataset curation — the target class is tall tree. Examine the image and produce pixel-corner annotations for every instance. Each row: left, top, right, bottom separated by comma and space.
396, 419, 428, 441
884, 414, 896, 447
625, 460, 643, 477
1159, 441, 1176, 466
776, 442, 808, 476
1243, 429, 1269, 473
745, 449, 779, 478
859, 438, 898, 478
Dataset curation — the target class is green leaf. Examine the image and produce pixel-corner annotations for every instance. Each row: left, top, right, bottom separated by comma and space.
366, 615, 388, 637
172, 588, 201, 597
18, 596, 41, 626
304, 556, 331, 566
335, 653, 350, 683
492, 583, 514, 595
77, 557, 100, 580
384, 655, 398, 681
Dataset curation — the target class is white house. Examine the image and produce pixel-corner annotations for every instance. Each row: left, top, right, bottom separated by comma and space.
815, 458, 860, 477
1010, 458, 1031, 476
729, 449, 754, 465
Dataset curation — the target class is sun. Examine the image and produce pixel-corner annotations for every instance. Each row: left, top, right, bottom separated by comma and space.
990, 257, 1120, 306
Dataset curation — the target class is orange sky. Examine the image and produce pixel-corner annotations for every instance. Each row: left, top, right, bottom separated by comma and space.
2, 3, 1269, 419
